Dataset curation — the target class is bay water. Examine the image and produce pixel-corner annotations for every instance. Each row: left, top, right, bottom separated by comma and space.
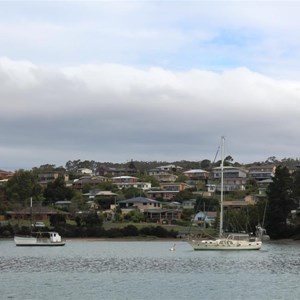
0, 239, 299, 300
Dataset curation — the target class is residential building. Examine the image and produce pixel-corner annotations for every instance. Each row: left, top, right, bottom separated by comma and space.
6, 206, 68, 223
146, 190, 179, 201
0, 169, 13, 179
182, 199, 197, 210
144, 208, 182, 224
77, 168, 93, 175
146, 182, 191, 202
38, 171, 69, 188
83, 189, 118, 200
96, 166, 136, 177
213, 166, 248, 191
156, 164, 183, 172
72, 176, 109, 191
248, 165, 275, 181
111, 176, 151, 190
183, 169, 209, 180
148, 168, 177, 182
192, 211, 216, 227
118, 196, 161, 211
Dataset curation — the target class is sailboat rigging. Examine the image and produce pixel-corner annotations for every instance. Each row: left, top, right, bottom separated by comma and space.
188, 137, 262, 250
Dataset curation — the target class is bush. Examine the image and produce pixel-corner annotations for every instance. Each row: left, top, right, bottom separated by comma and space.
122, 225, 138, 236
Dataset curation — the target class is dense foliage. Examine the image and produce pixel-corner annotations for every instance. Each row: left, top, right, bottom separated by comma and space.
266, 166, 298, 239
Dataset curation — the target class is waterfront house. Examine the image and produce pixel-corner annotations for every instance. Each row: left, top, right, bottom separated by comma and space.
6, 206, 69, 223
143, 208, 182, 224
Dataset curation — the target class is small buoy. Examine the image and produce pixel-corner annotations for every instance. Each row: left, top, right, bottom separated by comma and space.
169, 243, 176, 251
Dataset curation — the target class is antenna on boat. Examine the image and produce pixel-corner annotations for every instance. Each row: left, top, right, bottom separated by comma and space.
219, 136, 225, 238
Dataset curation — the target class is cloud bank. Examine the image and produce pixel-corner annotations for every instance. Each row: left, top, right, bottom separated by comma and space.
1, 57, 300, 170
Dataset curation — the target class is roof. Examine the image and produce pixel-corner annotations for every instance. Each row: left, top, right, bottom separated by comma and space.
7, 206, 69, 215
83, 190, 117, 196
112, 176, 137, 179
184, 169, 207, 174
55, 201, 72, 205
118, 196, 160, 204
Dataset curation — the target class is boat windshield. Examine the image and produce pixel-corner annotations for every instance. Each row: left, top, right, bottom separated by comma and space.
227, 234, 250, 241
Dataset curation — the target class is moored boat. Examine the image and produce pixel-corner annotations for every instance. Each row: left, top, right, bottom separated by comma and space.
14, 231, 66, 246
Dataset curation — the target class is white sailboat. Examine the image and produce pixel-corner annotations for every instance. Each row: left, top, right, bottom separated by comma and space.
14, 198, 66, 247
188, 137, 262, 250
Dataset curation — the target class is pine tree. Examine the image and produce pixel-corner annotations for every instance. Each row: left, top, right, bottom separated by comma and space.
266, 165, 295, 238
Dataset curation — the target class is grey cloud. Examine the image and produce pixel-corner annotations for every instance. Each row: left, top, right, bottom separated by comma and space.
1, 58, 300, 170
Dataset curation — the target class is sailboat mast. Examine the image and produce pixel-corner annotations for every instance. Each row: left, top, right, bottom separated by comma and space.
30, 197, 33, 227
219, 136, 225, 238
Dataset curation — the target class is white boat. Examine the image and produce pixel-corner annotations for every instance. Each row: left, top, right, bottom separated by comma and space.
188, 137, 262, 251
14, 231, 66, 246
14, 198, 66, 246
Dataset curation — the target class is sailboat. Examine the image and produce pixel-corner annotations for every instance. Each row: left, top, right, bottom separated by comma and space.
188, 137, 262, 250
14, 198, 66, 246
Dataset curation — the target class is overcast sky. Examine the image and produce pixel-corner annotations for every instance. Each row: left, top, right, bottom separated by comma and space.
1, 1, 300, 171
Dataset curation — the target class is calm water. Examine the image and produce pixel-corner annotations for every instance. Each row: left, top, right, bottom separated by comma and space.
0, 239, 299, 300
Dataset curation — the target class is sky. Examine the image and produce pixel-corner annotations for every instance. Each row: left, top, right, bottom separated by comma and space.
1, 0, 300, 171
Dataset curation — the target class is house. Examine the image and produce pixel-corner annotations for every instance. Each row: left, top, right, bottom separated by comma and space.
112, 176, 151, 190
77, 168, 93, 175
146, 190, 179, 201
148, 168, 177, 182
213, 166, 248, 191
112, 176, 138, 184
96, 166, 136, 177
257, 178, 273, 195
160, 182, 191, 192
72, 176, 109, 191
83, 189, 118, 200
144, 208, 182, 224
183, 169, 209, 180
118, 196, 161, 212
192, 211, 216, 227
6, 206, 68, 223
0, 169, 13, 179
182, 199, 197, 209
38, 171, 69, 188
248, 165, 275, 181
156, 164, 183, 172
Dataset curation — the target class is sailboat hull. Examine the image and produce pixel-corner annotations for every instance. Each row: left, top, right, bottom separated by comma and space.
188, 236, 262, 251
189, 240, 262, 250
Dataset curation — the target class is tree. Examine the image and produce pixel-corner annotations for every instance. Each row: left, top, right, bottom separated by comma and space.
173, 190, 194, 203
292, 168, 300, 206
175, 174, 188, 183
200, 159, 211, 170
265, 165, 296, 238
245, 178, 259, 195
43, 177, 74, 205
123, 187, 145, 199
6, 170, 43, 206
50, 214, 66, 226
